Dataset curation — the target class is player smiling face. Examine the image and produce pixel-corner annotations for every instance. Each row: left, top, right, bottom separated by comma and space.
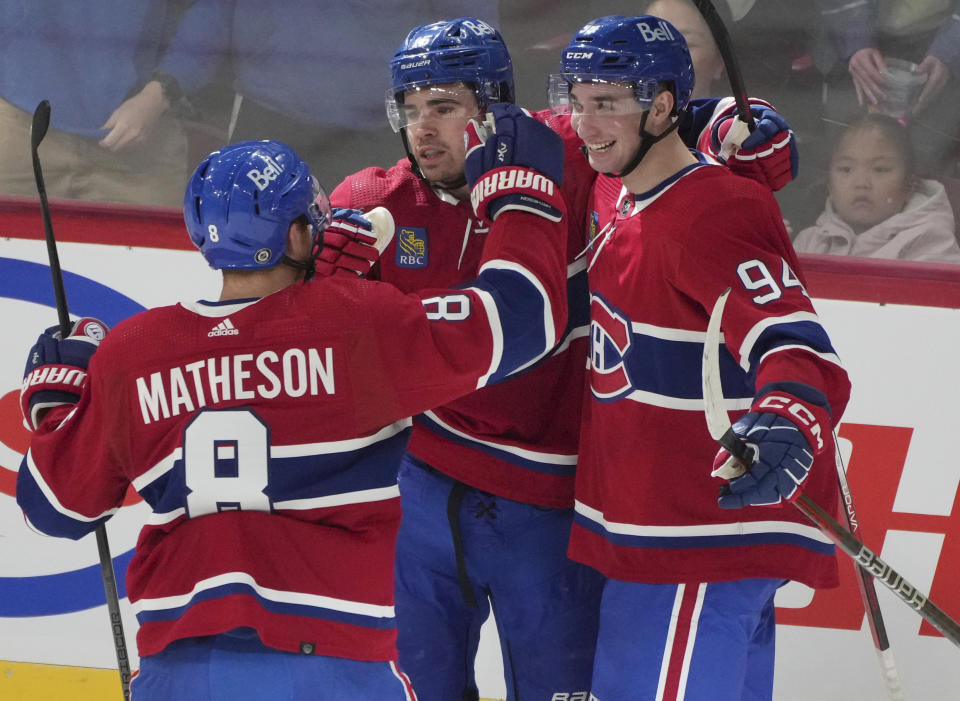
568, 82, 647, 174
401, 83, 481, 191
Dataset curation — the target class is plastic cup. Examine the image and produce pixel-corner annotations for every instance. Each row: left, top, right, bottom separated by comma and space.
878, 57, 927, 120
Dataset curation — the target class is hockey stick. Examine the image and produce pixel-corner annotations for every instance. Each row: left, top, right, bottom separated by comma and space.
690, 0, 754, 159
833, 438, 904, 699
30, 100, 132, 701
703, 289, 960, 652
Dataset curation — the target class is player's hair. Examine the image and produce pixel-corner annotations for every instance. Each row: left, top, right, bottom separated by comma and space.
183, 140, 331, 274
833, 113, 916, 179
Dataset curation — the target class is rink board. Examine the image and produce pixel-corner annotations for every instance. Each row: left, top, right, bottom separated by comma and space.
2, 198, 960, 700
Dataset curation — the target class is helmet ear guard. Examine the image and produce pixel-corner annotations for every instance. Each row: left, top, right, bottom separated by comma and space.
184, 140, 331, 276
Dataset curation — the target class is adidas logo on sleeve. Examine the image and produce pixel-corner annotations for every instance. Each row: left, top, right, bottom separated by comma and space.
208, 318, 239, 337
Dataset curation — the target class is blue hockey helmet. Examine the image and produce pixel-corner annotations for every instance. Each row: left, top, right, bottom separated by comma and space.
184, 140, 331, 272
386, 17, 514, 131
549, 15, 695, 116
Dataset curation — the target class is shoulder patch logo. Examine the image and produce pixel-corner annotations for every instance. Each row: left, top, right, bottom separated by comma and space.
208, 318, 239, 337
396, 227, 428, 268
588, 211, 599, 252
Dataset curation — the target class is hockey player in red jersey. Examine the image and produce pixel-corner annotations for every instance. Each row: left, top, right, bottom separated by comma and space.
16, 131, 569, 700
553, 16, 852, 701
320, 15, 806, 701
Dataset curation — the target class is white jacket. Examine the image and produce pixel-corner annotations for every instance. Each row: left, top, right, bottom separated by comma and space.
793, 178, 960, 263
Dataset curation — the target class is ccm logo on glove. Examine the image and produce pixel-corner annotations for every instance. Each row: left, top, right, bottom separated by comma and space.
756, 394, 823, 450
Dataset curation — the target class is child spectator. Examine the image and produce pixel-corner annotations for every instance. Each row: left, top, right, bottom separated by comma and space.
794, 113, 960, 262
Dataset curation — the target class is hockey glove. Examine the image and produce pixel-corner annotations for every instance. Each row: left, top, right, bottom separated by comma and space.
464, 103, 565, 223
714, 392, 827, 509
21, 317, 109, 430
315, 207, 395, 278
699, 99, 798, 192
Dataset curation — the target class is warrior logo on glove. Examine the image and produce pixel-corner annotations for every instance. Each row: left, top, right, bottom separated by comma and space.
21, 317, 109, 431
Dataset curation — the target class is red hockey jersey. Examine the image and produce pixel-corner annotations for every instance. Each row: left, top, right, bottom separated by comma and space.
17, 208, 568, 662
570, 163, 851, 588
331, 110, 595, 508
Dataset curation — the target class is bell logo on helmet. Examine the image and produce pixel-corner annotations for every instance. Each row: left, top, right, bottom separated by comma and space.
462, 19, 495, 36
246, 155, 284, 191
637, 20, 676, 43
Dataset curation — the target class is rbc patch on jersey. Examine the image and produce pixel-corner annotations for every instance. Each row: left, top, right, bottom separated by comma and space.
396, 227, 428, 268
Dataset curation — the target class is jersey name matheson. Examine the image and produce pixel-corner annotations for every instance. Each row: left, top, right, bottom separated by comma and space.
135, 347, 335, 425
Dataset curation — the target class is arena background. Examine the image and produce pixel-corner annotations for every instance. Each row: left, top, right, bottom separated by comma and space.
3, 0, 960, 697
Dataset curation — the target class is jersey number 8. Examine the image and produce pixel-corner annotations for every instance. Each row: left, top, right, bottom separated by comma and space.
184, 409, 271, 517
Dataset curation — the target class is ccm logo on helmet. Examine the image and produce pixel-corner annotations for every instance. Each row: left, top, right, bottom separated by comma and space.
247, 155, 284, 191
637, 20, 676, 43
565, 51, 594, 59
757, 394, 824, 450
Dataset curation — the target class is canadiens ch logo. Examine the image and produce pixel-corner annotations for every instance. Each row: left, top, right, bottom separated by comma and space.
396, 227, 428, 268
589, 293, 635, 401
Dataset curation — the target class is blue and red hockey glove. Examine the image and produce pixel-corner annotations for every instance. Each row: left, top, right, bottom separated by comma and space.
21, 317, 108, 430
315, 207, 395, 278
713, 391, 829, 509
464, 103, 565, 223
698, 98, 798, 192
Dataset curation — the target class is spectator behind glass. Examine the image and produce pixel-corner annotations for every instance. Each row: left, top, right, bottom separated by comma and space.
643, 0, 725, 97
223, 1, 498, 189
794, 114, 960, 262
817, 0, 960, 178
0, 1, 226, 207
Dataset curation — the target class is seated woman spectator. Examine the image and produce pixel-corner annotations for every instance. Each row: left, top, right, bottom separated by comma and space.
643, 0, 725, 97
794, 113, 960, 262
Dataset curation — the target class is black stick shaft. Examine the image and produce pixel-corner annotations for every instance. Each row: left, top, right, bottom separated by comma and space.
723, 427, 960, 647
691, 0, 756, 129
30, 100, 131, 701
796, 493, 960, 648
29, 101, 71, 336
835, 463, 891, 649
833, 447, 904, 699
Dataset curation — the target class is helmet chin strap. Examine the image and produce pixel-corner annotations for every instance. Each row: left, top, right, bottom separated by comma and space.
400, 128, 468, 191
282, 223, 321, 283
400, 129, 425, 180
593, 110, 680, 180
281, 255, 315, 282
